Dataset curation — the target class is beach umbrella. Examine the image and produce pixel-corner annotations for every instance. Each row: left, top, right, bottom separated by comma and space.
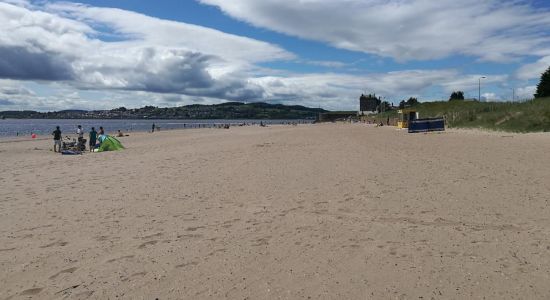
97, 135, 124, 152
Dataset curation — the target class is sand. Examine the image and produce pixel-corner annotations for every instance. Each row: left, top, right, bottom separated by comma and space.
1, 123, 549, 299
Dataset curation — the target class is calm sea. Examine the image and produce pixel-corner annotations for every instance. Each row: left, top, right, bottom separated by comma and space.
0, 119, 312, 138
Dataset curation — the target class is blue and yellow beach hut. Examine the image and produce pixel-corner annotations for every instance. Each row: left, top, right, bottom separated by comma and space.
397, 109, 418, 129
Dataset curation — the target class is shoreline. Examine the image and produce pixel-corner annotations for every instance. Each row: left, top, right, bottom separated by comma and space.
0, 123, 308, 144
0, 119, 311, 141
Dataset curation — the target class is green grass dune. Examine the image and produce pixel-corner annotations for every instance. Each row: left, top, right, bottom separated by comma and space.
379, 98, 550, 133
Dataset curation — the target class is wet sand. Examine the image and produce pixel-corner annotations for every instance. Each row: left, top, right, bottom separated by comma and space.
1, 123, 549, 299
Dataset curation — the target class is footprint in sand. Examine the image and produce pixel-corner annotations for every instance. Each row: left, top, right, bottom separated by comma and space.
49, 267, 78, 279
95, 235, 109, 241
20, 287, 44, 296
131, 272, 147, 278
251, 236, 271, 247
140, 232, 163, 240
40, 240, 68, 248
177, 234, 203, 240
106, 255, 135, 263
138, 240, 158, 249
207, 248, 227, 256
74, 291, 94, 298
175, 261, 199, 268
186, 226, 205, 232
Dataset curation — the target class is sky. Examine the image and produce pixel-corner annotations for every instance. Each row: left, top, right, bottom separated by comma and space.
0, 0, 550, 111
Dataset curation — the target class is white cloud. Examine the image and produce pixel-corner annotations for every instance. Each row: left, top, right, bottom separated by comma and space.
250, 69, 481, 110
44, 2, 293, 63
303, 60, 349, 68
481, 92, 500, 102
0, 1, 529, 111
516, 56, 550, 80
0, 83, 34, 96
200, 0, 550, 62
0, 1, 292, 100
439, 75, 507, 93
2, 68, 498, 111
515, 86, 537, 100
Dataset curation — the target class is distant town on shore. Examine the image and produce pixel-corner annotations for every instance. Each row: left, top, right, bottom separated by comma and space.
0, 102, 326, 120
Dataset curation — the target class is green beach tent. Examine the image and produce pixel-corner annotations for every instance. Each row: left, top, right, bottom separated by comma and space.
97, 135, 124, 152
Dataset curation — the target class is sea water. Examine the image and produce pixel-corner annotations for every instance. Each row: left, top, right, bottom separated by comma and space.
0, 119, 312, 138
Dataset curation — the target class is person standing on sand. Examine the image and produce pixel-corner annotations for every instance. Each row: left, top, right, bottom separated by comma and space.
89, 127, 97, 152
76, 125, 84, 143
52, 126, 62, 153
152, 123, 155, 133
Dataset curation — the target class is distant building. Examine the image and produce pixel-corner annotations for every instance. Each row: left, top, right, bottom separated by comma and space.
359, 94, 381, 114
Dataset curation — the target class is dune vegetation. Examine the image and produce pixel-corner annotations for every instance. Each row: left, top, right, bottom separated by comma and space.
377, 98, 550, 132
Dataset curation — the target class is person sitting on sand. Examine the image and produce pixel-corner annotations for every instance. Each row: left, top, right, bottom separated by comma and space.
52, 126, 62, 153
89, 127, 97, 152
117, 130, 124, 137
99, 126, 105, 135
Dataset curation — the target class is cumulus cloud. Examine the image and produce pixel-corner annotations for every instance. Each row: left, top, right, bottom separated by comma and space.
515, 86, 537, 100
200, 0, 550, 62
0, 1, 291, 100
250, 69, 479, 109
44, 2, 293, 63
0, 80, 82, 111
0, 46, 75, 80
439, 75, 507, 93
516, 56, 550, 80
0, 84, 34, 96
481, 93, 500, 101
0, 1, 528, 110
0, 68, 512, 111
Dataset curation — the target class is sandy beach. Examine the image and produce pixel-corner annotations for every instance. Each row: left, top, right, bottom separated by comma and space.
1, 123, 550, 299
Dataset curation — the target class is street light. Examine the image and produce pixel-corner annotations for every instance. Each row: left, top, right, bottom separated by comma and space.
478, 76, 486, 102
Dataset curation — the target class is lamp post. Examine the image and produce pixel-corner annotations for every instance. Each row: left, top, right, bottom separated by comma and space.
511, 88, 515, 101
478, 76, 486, 102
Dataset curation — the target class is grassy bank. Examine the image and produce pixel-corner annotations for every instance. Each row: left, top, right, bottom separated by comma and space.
374, 98, 550, 132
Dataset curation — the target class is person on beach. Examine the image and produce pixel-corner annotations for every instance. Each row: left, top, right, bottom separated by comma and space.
117, 130, 124, 137
76, 125, 84, 143
99, 126, 105, 135
152, 123, 156, 133
89, 127, 97, 152
52, 126, 62, 152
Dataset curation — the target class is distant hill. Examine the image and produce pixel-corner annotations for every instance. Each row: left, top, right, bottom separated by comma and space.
0, 102, 327, 120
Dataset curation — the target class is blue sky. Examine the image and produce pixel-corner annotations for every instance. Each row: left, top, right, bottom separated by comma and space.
0, 0, 549, 110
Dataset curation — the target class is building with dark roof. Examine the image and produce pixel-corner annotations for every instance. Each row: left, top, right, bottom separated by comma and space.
359, 94, 381, 113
